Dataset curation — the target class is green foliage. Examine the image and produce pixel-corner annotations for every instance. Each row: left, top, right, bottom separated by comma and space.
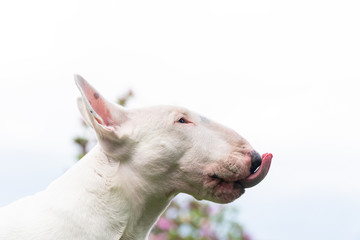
73, 89, 251, 240
116, 90, 133, 107
73, 137, 88, 160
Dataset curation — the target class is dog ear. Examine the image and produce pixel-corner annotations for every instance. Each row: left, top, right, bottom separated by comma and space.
74, 74, 128, 139
77, 97, 94, 129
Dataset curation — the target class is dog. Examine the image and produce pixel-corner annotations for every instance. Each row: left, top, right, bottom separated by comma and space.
0, 75, 272, 240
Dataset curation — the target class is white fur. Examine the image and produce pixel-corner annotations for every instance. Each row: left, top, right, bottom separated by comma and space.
0, 75, 266, 240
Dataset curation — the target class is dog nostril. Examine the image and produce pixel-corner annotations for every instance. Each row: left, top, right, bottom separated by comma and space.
250, 152, 262, 174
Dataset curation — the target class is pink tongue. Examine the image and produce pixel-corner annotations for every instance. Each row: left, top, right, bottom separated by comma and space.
240, 153, 272, 188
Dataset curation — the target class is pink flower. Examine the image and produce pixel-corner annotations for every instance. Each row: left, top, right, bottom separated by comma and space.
244, 233, 252, 240
199, 222, 217, 238
156, 217, 173, 231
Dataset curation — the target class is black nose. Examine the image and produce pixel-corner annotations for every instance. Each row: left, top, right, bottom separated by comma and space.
250, 152, 262, 174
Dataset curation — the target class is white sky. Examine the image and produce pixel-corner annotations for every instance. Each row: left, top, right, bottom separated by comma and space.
0, 1, 360, 239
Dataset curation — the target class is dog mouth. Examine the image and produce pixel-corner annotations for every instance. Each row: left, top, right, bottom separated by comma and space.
207, 174, 245, 203
207, 153, 273, 203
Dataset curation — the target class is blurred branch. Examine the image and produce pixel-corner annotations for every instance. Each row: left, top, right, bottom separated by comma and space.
73, 137, 88, 160
117, 90, 134, 107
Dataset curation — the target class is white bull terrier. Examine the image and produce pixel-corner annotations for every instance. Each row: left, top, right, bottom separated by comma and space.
0, 75, 272, 240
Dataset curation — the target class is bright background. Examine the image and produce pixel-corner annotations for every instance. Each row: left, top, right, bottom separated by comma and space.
0, 1, 359, 239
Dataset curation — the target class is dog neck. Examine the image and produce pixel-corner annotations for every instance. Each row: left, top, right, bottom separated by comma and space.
50, 145, 175, 240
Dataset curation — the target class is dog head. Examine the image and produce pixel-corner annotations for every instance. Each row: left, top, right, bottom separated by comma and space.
75, 75, 272, 204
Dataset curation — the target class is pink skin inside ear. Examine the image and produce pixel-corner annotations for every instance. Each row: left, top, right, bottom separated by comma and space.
240, 153, 272, 188
82, 85, 113, 126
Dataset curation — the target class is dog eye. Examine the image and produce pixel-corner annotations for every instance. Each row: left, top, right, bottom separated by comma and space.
178, 117, 189, 124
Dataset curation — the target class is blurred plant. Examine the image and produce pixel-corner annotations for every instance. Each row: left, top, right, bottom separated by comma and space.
149, 197, 250, 240
73, 89, 250, 240
117, 89, 134, 107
